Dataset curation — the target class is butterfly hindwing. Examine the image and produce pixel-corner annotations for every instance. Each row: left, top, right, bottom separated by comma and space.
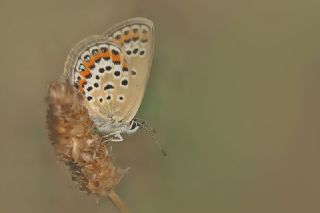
63, 36, 133, 120
63, 17, 154, 124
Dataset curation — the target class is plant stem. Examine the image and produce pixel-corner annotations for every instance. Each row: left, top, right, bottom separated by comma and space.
107, 190, 130, 213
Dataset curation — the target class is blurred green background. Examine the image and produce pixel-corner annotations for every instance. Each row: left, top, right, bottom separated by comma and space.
1, 0, 320, 212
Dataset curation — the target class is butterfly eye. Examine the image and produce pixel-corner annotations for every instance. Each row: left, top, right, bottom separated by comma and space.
92, 49, 98, 55
79, 64, 85, 71
130, 121, 137, 130
84, 55, 90, 61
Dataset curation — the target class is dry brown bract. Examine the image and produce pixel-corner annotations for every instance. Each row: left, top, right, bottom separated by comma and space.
47, 81, 128, 212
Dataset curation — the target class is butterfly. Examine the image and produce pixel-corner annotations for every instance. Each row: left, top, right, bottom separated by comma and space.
62, 17, 154, 142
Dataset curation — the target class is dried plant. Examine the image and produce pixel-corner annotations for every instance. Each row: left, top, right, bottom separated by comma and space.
47, 81, 129, 213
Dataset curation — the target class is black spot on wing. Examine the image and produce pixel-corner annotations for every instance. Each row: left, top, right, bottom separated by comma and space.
121, 79, 128, 86
92, 49, 98, 55
133, 36, 139, 42
112, 49, 119, 55
101, 47, 107, 52
104, 84, 114, 90
85, 73, 92, 79
106, 66, 112, 71
139, 50, 145, 56
124, 38, 131, 44
114, 71, 121, 77
133, 48, 139, 54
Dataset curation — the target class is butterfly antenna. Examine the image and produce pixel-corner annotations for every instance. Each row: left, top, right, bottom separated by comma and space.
135, 118, 168, 158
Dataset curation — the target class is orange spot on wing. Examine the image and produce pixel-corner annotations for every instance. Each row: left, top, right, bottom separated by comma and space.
122, 58, 128, 67
83, 57, 95, 69
119, 30, 133, 45
111, 54, 121, 63
132, 35, 139, 42
78, 79, 86, 93
80, 69, 91, 78
101, 50, 110, 59
93, 50, 102, 61
122, 63, 128, 72
123, 33, 131, 41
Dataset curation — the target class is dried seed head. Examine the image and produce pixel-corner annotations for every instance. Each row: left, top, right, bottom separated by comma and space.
47, 81, 124, 196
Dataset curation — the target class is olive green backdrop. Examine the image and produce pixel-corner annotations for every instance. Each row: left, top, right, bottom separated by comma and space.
1, 0, 320, 212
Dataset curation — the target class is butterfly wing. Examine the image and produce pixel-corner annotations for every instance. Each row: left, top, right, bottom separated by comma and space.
103, 17, 155, 124
63, 36, 133, 122
62, 17, 154, 125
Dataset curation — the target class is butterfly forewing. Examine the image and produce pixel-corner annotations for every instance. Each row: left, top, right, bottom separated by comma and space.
103, 17, 154, 123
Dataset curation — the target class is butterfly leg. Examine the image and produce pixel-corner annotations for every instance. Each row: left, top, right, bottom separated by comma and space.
102, 132, 123, 142
109, 132, 123, 142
